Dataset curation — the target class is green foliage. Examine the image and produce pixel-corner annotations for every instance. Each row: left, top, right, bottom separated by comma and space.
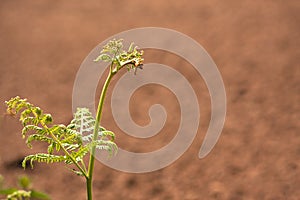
18, 175, 31, 189
22, 154, 67, 168
5, 97, 117, 176
94, 38, 144, 74
30, 190, 51, 200
6, 190, 31, 200
68, 108, 117, 156
5, 39, 144, 200
0, 175, 50, 200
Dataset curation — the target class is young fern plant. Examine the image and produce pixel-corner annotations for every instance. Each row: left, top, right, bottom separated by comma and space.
5, 39, 144, 200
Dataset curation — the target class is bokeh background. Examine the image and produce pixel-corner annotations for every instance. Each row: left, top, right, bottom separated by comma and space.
0, 1, 299, 199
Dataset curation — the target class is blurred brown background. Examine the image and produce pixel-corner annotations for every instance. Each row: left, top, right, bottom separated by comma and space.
0, 1, 299, 199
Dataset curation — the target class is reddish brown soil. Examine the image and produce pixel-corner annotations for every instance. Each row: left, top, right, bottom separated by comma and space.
0, 1, 299, 199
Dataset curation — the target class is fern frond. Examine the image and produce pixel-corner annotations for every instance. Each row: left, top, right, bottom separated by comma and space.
95, 39, 144, 74
23, 154, 67, 169
68, 108, 117, 156
6, 96, 31, 114
26, 134, 54, 148
69, 108, 95, 137
6, 97, 117, 176
6, 97, 52, 127
69, 108, 114, 142
93, 140, 118, 156
100, 130, 115, 141
6, 97, 82, 167
62, 143, 80, 151
82, 134, 93, 142
21, 116, 40, 126
22, 125, 45, 138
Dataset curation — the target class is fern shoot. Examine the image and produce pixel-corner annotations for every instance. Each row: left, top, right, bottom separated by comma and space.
5, 39, 144, 200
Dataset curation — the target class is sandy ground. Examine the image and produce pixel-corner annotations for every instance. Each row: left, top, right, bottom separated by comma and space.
0, 0, 299, 199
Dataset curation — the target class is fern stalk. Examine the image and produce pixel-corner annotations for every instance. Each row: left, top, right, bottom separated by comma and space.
86, 65, 115, 200
86, 39, 143, 199
86, 39, 143, 200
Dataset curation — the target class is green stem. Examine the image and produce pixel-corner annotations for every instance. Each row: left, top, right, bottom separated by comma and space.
86, 68, 115, 200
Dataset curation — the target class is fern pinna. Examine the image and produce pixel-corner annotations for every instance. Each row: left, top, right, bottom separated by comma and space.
5, 96, 117, 177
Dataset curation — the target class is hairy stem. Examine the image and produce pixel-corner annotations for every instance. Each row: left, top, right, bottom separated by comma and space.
86, 68, 115, 200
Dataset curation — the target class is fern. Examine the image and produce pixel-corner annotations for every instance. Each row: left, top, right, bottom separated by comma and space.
68, 108, 104, 142
26, 134, 54, 148
67, 108, 117, 158
68, 108, 115, 142
5, 96, 117, 177
94, 38, 144, 74
5, 39, 144, 200
23, 154, 67, 169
